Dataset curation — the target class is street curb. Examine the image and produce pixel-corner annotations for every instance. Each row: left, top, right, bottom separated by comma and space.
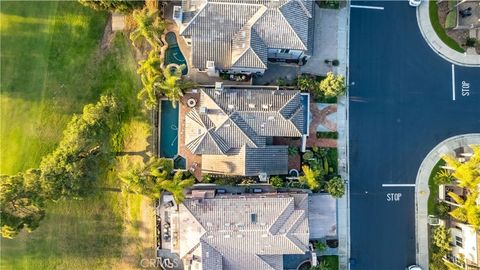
415, 134, 480, 270
416, 2, 480, 67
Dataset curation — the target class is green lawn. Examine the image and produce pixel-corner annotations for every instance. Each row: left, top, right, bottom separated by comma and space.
427, 159, 446, 215
320, 255, 339, 270
0, 1, 108, 174
429, 1, 465, 53
0, 1, 150, 269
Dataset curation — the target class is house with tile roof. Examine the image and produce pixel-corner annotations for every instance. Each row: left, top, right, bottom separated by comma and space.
173, 0, 314, 76
183, 84, 309, 177
169, 191, 310, 270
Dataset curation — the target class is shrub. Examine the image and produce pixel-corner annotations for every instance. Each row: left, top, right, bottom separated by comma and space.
316, 132, 339, 139
314, 241, 327, 252
303, 151, 314, 160
332, 59, 339, 66
325, 176, 345, 198
466, 38, 477, 47
270, 176, 284, 188
288, 146, 299, 156
319, 72, 346, 97
297, 74, 317, 91
432, 225, 451, 252
437, 201, 450, 219
433, 169, 453, 185
444, 11, 457, 29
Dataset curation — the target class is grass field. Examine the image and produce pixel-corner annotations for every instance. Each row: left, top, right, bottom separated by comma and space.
1, 2, 154, 269
427, 159, 446, 215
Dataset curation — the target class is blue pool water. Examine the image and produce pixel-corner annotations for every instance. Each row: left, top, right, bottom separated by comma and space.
159, 100, 179, 158
165, 32, 188, 75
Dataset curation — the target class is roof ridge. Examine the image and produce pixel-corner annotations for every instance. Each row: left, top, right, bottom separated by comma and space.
280, 0, 312, 18
228, 112, 259, 147
268, 197, 294, 235
278, 91, 300, 117
276, 8, 307, 50
179, 2, 208, 35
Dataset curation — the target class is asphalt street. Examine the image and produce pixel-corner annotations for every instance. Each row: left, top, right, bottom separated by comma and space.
349, 1, 480, 269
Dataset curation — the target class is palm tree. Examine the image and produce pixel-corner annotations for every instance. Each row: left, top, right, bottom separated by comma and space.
138, 73, 162, 109
157, 65, 195, 108
157, 171, 195, 204
137, 49, 163, 78
130, 7, 165, 49
325, 176, 345, 198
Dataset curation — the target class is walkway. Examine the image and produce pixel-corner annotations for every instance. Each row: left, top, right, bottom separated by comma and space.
417, 2, 480, 66
415, 134, 480, 270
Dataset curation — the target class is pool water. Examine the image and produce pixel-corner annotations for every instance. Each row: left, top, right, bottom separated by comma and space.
165, 32, 188, 75
159, 100, 179, 158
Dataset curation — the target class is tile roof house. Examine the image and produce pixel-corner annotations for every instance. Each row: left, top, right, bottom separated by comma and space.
171, 192, 310, 270
173, 0, 314, 75
183, 85, 309, 176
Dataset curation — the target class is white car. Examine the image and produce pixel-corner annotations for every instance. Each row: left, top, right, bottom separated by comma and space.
409, 0, 421, 7
407, 265, 422, 270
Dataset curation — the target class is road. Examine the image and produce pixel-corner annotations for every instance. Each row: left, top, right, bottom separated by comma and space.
348, 1, 480, 269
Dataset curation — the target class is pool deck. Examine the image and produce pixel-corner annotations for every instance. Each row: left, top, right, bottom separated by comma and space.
178, 93, 203, 180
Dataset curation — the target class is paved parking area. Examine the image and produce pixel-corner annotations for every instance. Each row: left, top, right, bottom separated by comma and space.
301, 6, 343, 75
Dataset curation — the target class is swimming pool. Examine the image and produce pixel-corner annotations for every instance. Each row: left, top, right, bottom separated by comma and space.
164, 32, 188, 75
159, 100, 179, 158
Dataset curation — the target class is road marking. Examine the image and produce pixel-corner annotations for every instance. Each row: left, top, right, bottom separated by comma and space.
382, 184, 416, 187
451, 64, 456, 101
351, 4, 384, 10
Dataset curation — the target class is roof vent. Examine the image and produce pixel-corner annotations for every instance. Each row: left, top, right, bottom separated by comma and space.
268, 116, 275, 121
261, 123, 266, 129
199, 107, 207, 114
228, 104, 234, 110
261, 104, 269, 110
237, 234, 243, 238
248, 103, 255, 108
224, 234, 231, 239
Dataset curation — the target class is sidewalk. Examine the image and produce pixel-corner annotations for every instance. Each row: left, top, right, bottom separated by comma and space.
335, 2, 350, 270
417, 2, 480, 67
415, 134, 480, 270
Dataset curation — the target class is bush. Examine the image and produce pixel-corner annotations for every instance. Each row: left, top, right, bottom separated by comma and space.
332, 59, 339, 66
432, 225, 451, 252
325, 176, 345, 198
297, 74, 317, 91
444, 11, 457, 29
270, 176, 284, 188
437, 201, 450, 219
316, 132, 339, 139
288, 146, 299, 156
319, 72, 345, 98
466, 38, 477, 47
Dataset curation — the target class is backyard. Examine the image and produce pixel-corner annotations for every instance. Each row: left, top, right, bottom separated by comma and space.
1, 2, 154, 269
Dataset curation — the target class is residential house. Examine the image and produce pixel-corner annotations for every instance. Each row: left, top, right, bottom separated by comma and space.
183, 84, 309, 177
173, 0, 314, 76
167, 191, 310, 270
437, 146, 479, 269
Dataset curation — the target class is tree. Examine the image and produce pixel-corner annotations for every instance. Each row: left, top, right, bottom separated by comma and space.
137, 49, 163, 78
270, 176, 284, 188
434, 169, 453, 185
300, 165, 321, 191
314, 241, 327, 252
157, 65, 194, 108
319, 72, 345, 97
432, 225, 451, 252
40, 95, 120, 199
138, 72, 162, 109
0, 170, 45, 238
78, 0, 144, 13
157, 171, 195, 204
130, 7, 165, 49
325, 176, 345, 198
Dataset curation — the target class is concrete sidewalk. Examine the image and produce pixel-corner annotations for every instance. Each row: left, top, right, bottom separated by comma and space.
416, 2, 480, 67
415, 134, 480, 270
335, 2, 350, 270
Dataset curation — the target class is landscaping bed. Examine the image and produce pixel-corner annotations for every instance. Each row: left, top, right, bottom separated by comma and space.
430, 0, 467, 53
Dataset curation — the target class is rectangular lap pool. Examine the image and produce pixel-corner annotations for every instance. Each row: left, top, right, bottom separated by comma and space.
158, 100, 179, 158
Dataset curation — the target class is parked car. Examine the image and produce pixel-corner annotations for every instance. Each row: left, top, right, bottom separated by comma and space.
409, 0, 421, 7
406, 265, 422, 270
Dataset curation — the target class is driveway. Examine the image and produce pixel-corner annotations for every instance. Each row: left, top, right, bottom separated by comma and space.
349, 1, 480, 269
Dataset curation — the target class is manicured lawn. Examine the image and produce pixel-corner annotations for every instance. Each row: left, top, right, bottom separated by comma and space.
429, 1, 465, 53
320, 255, 339, 270
427, 159, 446, 215
1, 2, 153, 269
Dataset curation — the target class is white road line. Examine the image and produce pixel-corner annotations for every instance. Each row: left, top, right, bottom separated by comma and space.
351, 5, 384, 10
382, 184, 416, 187
451, 64, 456, 101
